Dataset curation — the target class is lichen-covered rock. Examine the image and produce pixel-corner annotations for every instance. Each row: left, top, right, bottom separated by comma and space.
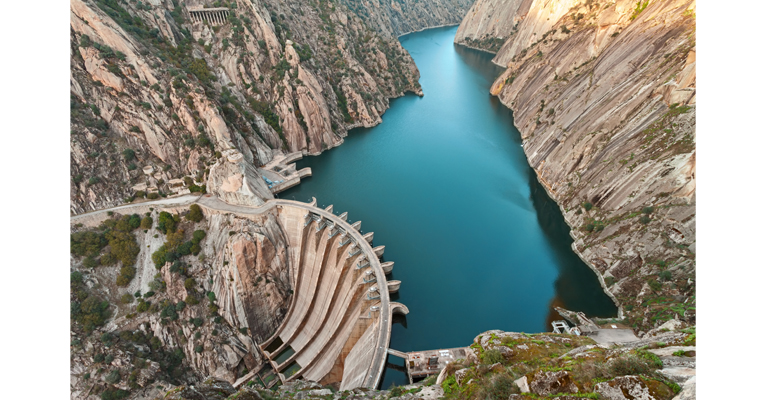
528, 370, 578, 396
593, 376, 657, 400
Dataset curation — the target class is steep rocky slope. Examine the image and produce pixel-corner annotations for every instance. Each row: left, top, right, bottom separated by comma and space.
70, 204, 296, 399
71, 0, 471, 214
456, 0, 696, 333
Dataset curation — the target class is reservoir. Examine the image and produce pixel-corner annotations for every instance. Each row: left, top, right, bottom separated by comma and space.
279, 26, 617, 387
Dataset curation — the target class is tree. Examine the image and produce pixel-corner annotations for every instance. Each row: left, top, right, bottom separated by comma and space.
140, 216, 153, 229
152, 245, 167, 268
186, 204, 204, 222
157, 212, 175, 233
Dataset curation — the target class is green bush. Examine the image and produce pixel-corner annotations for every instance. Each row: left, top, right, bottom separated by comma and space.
157, 212, 176, 233
136, 299, 150, 312
100, 387, 129, 400
640, 215, 652, 224
152, 245, 167, 268
192, 230, 206, 244
184, 278, 196, 290
480, 348, 504, 364
582, 201, 593, 211
140, 216, 153, 229
186, 204, 204, 222
194, 345, 204, 353
105, 370, 121, 384
648, 279, 662, 292
642, 206, 655, 214
120, 294, 134, 304
659, 270, 673, 281
122, 149, 135, 161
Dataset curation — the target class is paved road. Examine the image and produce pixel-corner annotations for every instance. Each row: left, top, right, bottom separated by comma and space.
70, 194, 392, 389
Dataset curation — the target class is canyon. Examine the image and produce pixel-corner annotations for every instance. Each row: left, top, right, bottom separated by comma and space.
69, 1, 696, 399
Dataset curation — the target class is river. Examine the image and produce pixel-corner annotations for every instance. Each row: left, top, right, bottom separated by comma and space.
279, 26, 617, 388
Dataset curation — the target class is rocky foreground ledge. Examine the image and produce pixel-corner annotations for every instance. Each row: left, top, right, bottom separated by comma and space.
156, 329, 695, 400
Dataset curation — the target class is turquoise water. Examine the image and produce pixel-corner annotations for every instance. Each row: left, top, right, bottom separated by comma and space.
279, 26, 617, 387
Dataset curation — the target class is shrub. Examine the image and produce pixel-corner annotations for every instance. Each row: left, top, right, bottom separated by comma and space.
122, 149, 135, 161
194, 345, 204, 353
105, 370, 121, 384
184, 278, 196, 290
140, 216, 153, 229
147, 192, 160, 199
175, 301, 187, 312
186, 204, 204, 222
101, 333, 115, 346
582, 201, 593, 211
192, 230, 206, 244
88, 177, 100, 186
191, 317, 204, 327
642, 206, 655, 214
480, 348, 504, 364
185, 295, 200, 305
100, 387, 129, 400
477, 373, 519, 399
157, 212, 176, 233
178, 241, 194, 256
120, 294, 134, 304
640, 215, 652, 224
207, 292, 216, 303
648, 279, 662, 292
659, 270, 673, 281
136, 299, 150, 312
152, 245, 167, 268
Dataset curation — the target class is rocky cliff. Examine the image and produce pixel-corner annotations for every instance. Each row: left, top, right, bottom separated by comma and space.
340, 0, 474, 37
456, 0, 696, 333
71, 0, 472, 214
69, 204, 297, 399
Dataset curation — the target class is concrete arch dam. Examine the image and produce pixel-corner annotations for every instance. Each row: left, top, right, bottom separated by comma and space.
70, 194, 406, 390
259, 200, 406, 390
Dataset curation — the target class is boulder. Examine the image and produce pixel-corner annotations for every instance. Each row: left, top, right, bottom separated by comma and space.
529, 370, 578, 396
594, 376, 656, 400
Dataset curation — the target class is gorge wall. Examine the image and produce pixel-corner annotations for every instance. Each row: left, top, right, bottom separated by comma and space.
70, 0, 472, 214
456, 0, 696, 332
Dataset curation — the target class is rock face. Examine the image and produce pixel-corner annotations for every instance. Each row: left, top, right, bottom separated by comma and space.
70, 0, 471, 214
456, 0, 696, 330
340, 0, 475, 38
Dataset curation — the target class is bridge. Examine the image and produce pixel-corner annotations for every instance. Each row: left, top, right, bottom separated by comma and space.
71, 193, 403, 390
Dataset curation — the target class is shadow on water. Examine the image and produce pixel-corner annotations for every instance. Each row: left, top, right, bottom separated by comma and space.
528, 169, 618, 330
